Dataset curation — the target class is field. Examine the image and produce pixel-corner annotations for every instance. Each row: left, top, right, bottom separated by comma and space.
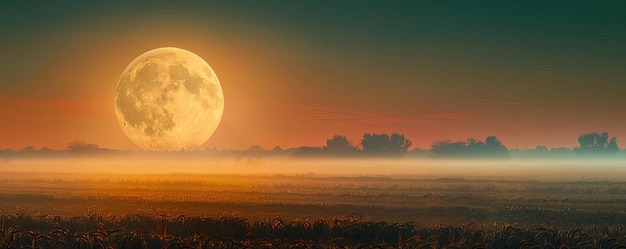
2, 159, 626, 248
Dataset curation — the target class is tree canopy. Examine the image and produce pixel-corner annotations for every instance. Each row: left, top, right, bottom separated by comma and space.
67, 140, 100, 152
431, 136, 509, 158
574, 131, 618, 155
361, 133, 412, 155
324, 135, 358, 155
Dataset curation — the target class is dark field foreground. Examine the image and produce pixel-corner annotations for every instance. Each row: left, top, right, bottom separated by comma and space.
2, 172, 626, 248
2, 173, 626, 225
2, 214, 626, 249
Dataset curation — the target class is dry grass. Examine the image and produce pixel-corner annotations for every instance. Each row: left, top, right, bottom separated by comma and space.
2, 213, 626, 248
1, 173, 626, 227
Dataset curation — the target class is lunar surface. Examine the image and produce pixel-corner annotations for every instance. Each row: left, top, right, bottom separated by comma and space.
114, 47, 224, 151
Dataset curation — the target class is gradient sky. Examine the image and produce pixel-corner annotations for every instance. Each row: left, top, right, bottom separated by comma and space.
1, 1, 625, 151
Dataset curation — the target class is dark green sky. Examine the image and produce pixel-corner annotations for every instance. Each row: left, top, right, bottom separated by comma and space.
1, 1, 625, 150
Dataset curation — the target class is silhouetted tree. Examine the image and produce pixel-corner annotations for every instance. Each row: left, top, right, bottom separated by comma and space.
324, 135, 358, 155
362, 133, 389, 153
578, 132, 608, 149
608, 137, 619, 153
574, 131, 618, 155
431, 140, 468, 157
430, 136, 509, 158
390, 133, 412, 152
484, 136, 508, 155
268, 145, 289, 155
534, 145, 548, 153
528, 145, 550, 158
67, 139, 100, 152
509, 145, 549, 159
361, 133, 411, 155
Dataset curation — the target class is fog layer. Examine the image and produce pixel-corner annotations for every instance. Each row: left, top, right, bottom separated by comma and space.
2, 156, 626, 181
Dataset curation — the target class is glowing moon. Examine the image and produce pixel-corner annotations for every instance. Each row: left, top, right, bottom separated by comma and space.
114, 47, 224, 151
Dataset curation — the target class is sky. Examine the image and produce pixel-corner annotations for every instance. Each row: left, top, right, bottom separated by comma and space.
0, 1, 625, 151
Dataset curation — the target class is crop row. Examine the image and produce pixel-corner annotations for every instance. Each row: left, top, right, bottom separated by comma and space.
2, 214, 626, 248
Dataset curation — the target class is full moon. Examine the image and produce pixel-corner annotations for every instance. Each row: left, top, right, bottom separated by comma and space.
114, 47, 224, 151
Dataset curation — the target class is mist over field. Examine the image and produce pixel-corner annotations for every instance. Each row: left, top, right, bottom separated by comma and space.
4, 156, 626, 248
2, 155, 626, 181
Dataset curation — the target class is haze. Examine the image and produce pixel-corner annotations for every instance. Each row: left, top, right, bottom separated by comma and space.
2, 156, 626, 181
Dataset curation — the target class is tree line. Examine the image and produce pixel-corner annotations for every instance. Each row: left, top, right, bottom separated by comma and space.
1, 131, 621, 159
290, 131, 621, 158
292, 133, 412, 157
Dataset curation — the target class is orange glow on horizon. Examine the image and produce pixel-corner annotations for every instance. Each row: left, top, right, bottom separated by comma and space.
1, 15, 625, 152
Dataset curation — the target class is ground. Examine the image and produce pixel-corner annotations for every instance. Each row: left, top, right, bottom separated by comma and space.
3, 169, 626, 248
1, 172, 626, 227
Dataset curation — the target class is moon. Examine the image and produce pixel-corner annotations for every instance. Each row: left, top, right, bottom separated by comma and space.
114, 47, 224, 151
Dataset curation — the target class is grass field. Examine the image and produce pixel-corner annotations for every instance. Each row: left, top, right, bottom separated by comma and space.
2, 172, 626, 225
2, 159, 626, 248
